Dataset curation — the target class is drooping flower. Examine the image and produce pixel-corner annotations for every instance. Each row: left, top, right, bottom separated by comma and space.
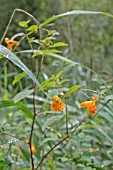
50, 96, 65, 112
5, 38, 19, 51
80, 96, 98, 115
28, 144, 37, 153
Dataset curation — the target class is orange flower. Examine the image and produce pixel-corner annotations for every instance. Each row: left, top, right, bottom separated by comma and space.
5, 38, 19, 51
50, 96, 65, 112
89, 147, 94, 153
80, 96, 98, 115
28, 144, 37, 153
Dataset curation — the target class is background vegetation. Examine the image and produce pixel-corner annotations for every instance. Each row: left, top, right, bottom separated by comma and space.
0, 0, 113, 170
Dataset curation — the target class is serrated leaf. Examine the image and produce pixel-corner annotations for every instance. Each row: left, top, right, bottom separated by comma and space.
55, 70, 64, 79
19, 20, 30, 27
14, 89, 34, 103
51, 42, 68, 48
12, 72, 26, 86
66, 84, 83, 96
42, 115, 64, 130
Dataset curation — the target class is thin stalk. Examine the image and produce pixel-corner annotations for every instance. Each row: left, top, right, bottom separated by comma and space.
71, 115, 88, 134
0, 8, 40, 44
1, 131, 28, 144
35, 135, 69, 170
27, 33, 36, 170
29, 113, 36, 170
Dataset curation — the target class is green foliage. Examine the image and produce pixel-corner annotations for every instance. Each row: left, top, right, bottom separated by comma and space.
19, 20, 30, 27
66, 84, 83, 96
0, 3, 113, 170
12, 72, 26, 86
42, 115, 65, 130
14, 89, 34, 103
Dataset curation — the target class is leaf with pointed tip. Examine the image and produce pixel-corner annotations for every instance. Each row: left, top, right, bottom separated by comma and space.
40, 10, 113, 28
66, 85, 83, 96
55, 70, 64, 79
14, 89, 34, 103
12, 72, 26, 86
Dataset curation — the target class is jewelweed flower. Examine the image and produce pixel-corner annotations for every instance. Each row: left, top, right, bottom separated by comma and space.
5, 38, 19, 51
80, 96, 98, 115
50, 96, 65, 112
89, 147, 94, 153
28, 144, 37, 153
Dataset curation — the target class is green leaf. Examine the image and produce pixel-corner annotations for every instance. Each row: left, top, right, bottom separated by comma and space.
0, 54, 4, 59
77, 124, 96, 131
40, 11, 101, 28
39, 81, 55, 91
45, 52, 78, 64
42, 115, 64, 130
51, 42, 68, 48
33, 49, 62, 57
40, 10, 113, 31
57, 10, 101, 17
14, 89, 34, 103
39, 137, 57, 147
66, 84, 83, 96
19, 20, 30, 27
40, 16, 58, 27
15, 50, 79, 65
27, 25, 38, 32
12, 72, 26, 86
55, 70, 64, 79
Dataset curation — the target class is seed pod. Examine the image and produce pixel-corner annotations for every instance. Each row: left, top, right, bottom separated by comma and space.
57, 133, 62, 139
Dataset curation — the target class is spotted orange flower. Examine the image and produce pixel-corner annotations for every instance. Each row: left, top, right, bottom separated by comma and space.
50, 96, 65, 112
28, 144, 37, 153
5, 38, 19, 51
80, 96, 98, 115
